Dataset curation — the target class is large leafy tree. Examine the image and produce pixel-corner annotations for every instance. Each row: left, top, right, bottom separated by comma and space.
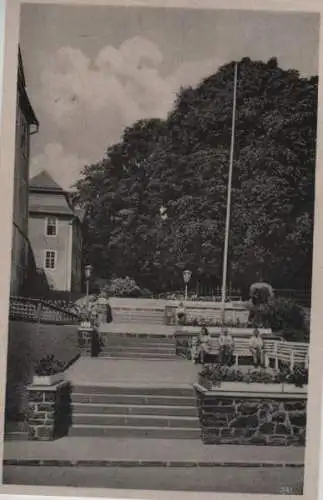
75, 57, 317, 293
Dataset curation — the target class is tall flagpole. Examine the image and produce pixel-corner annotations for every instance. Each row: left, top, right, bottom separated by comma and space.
221, 62, 238, 324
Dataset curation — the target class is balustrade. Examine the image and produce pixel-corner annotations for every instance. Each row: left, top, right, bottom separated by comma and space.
9, 296, 80, 324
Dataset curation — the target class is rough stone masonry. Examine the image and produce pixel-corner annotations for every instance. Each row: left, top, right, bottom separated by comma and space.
195, 389, 306, 446
27, 381, 72, 441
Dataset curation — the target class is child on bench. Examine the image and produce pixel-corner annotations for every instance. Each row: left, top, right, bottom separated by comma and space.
218, 328, 235, 366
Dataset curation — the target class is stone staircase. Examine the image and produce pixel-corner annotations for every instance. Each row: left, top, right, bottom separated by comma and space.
111, 308, 165, 325
4, 421, 28, 441
99, 333, 177, 360
69, 384, 200, 439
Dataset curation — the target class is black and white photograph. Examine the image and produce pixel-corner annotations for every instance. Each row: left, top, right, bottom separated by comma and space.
0, 1, 321, 497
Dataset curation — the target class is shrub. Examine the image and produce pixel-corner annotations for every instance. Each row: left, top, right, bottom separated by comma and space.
247, 297, 309, 340
250, 283, 273, 305
105, 277, 152, 298
279, 363, 308, 387
105, 277, 141, 297
187, 316, 247, 327
198, 364, 308, 388
34, 355, 65, 376
140, 288, 153, 298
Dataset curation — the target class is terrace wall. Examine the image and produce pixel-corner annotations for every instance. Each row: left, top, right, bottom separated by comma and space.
194, 385, 307, 446
5, 296, 80, 420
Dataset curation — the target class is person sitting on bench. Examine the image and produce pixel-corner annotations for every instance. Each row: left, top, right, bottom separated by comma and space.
249, 328, 264, 367
218, 328, 234, 366
194, 326, 212, 364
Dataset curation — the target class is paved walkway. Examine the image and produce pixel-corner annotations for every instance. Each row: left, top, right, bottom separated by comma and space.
66, 358, 199, 386
2, 464, 304, 493
3, 437, 305, 467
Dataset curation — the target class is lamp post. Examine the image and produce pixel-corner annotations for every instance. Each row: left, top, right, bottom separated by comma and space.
84, 264, 93, 312
183, 269, 192, 301
221, 61, 238, 325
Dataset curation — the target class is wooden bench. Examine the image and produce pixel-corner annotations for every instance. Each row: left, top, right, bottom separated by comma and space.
191, 337, 252, 367
191, 337, 309, 369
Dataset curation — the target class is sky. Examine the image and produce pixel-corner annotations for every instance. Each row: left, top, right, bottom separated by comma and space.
19, 4, 320, 190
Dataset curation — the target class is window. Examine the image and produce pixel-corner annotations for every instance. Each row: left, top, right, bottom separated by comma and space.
44, 250, 56, 270
46, 217, 57, 236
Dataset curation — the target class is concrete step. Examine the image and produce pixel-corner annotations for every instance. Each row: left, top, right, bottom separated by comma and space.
69, 425, 201, 439
102, 334, 175, 343
72, 393, 196, 406
112, 308, 164, 314
4, 432, 28, 441
99, 356, 179, 361
99, 352, 177, 359
72, 413, 200, 429
112, 314, 164, 318
112, 317, 165, 322
4, 422, 28, 442
112, 314, 165, 325
101, 344, 176, 351
72, 403, 197, 417
72, 385, 195, 397
112, 321, 165, 326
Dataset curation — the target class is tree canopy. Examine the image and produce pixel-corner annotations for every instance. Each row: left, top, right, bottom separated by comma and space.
74, 57, 318, 293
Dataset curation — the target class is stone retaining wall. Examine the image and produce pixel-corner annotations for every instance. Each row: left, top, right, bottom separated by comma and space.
194, 385, 306, 446
27, 381, 72, 440
6, 321, 79, 420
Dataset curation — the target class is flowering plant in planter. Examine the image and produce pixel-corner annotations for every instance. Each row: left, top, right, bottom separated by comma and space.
187, 317, 248, 328
279, 364, 308, 388
198, 363, 307, 389
33, 355, 65, 386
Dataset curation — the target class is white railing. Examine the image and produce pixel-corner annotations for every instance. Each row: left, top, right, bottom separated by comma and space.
229, 338, 309, 370
9, 296, 80, 324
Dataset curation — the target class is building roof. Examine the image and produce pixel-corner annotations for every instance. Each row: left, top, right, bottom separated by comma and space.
29, 170, 84, 221
29, 171, 64, 193
28, 203, 76, 217
18, 47, 39, 127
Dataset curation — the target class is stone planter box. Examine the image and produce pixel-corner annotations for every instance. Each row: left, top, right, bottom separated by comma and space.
27, 380, 72, 441
78, 323, 95, 356
194, 383, 307, 446
208, 382, 307, 395
33, 373, 64, 386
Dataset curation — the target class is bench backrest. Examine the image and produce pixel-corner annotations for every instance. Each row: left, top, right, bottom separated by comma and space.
192, 336, 309, 363
209, 337, 251, 351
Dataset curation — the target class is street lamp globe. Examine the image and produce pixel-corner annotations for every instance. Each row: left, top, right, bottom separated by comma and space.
183, 269, 192, 284
84, 264, 93, 280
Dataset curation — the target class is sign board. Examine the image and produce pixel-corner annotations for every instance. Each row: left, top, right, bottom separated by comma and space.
80, 321, 92, 330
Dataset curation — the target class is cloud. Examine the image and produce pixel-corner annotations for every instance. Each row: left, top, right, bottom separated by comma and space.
36, 38, 174, 147
32, 36, 225, 185
30, 143, 89, 191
